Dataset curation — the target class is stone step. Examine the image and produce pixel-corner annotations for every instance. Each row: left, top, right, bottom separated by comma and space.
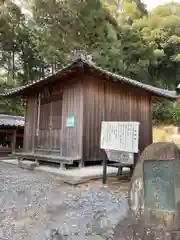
18, 160, 38, 170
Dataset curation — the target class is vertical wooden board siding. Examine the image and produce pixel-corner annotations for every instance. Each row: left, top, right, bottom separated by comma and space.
51, 129, 61, 150
131, 93, 138, 121
41, 130, 49, 149
82, 79, 89, 160
23, 100, 28, 152
23, 96, 37, 152
61, 79, 83, 158
37, 99, 51, 150
82, 75, 152, 162
32, 97, 38, 151
33, 78, 83, 158
136, 94, 152, 152
32, 77, 83, 158
94, 81, 103, 159
83, 76, 105, 161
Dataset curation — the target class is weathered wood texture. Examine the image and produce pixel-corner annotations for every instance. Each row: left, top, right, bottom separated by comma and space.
23, 72, 152, 163
23, 77, 83, 159
23, 96, 37, 152
82, 75, 152, 162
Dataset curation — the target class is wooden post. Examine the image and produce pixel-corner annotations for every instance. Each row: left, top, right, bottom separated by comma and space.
102, 150, 107, 184
134, 152, 139, 167
11, 129, 16, 153
49, 100, 53, 153
34, 93, 41, 153
36, 93, 41, 137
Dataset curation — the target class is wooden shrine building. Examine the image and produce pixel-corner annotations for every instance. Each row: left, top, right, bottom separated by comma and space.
0, 114, 24, 157
3, 58, 176, 167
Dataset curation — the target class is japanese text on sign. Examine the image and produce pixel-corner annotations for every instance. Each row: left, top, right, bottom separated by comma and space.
106, 150, 134, 164
100, 121, 139, 153
143, 160, 175, 212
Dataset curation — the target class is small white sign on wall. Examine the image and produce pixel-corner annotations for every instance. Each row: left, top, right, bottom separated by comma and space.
66, 116, 75, 128
100, 121, 139, 153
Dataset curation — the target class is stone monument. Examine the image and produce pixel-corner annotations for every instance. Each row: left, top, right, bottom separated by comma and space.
114, 142, 180, 239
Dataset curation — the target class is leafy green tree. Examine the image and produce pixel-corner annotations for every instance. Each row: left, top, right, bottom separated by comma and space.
0, 0, 180, 122
133, 2, 180, 88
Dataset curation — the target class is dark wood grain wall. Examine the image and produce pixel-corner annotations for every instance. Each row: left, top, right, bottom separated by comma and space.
60, 78, 83, 158
24, 77, 83, 159
82, 75, 105, 162
23, 72, 152, 162
23, 95, 37, 153
82, 74, 152, 162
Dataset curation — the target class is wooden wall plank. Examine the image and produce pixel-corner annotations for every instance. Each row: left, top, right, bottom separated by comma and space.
23, 96, 37, 153
61, 79, 83, 158
29, 76, 84, 159
82, 74, 152, 162
23, 71, 152, 164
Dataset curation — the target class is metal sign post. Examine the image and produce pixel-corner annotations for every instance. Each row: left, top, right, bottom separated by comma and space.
102, 151, 107, 184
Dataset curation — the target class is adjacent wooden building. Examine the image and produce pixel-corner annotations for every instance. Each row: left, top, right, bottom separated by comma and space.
0, 114, 24, 157
4, 58, 176, 167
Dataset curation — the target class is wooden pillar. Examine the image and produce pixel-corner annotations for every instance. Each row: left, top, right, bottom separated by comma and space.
11, 129, 17, 153
102, 83, 107, 184
49, 100, 53, 152
35, 93, 41, 153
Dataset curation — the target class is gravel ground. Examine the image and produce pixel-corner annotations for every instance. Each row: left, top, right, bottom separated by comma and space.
0, 162, 129, 240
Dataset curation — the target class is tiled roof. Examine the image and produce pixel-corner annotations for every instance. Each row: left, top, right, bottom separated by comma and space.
0, 114, 25, 127
3, 58, 177, 100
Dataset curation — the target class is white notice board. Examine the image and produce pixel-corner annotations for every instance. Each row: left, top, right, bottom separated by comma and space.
106, 150, 134, 164
100, 121, 139, 153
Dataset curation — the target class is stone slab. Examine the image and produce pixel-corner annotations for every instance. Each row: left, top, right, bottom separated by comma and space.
0, 159, 18, 164
0, 156, 14, 160
1, 159, 130, 185
37, 165, 130, 185
18, 160, 38, 170
35, 165, 120, 185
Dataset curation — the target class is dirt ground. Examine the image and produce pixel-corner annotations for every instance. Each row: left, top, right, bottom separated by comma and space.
0, 162, 130, 240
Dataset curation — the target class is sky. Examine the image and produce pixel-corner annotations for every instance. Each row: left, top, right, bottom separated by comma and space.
142, 0, 180, 9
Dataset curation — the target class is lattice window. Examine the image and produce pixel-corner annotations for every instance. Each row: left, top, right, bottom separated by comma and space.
39, 89, 62, 130
51, 94, 63, 130
39, 102, 50, 130
39, 86, 51, 130
40, 86, 51, 99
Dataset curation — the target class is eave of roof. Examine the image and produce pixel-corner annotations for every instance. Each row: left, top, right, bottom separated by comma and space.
3, 58, 177, 100
0, 114, 25, 127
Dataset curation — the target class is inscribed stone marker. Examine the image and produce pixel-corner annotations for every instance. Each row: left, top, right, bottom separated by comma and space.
143, 160, 175, 212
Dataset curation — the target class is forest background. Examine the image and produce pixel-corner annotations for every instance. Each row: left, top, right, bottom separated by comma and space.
0, 0, 180, 125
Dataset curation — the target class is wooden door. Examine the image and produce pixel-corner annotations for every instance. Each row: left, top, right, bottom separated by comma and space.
37, 99, 51, 150
36, 89, 63, 152
50, 95, 63, 151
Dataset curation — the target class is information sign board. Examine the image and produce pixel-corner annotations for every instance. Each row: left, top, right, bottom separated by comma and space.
100, 121, 139, 153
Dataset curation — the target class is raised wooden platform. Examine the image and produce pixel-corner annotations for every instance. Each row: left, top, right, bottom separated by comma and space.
0, 148, 13, 157
13, 152, 81, 169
